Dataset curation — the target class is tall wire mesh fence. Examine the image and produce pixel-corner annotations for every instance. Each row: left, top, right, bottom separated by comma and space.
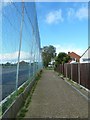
1, 1, 42, 104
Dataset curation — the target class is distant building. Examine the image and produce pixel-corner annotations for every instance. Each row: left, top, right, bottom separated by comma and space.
19, 61, 29, 65
68, 52, 80, 63
48, 58, 55, 67
80, 47, 90, 63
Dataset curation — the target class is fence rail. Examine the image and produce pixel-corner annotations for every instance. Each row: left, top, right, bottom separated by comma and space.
55, 63, 90, 90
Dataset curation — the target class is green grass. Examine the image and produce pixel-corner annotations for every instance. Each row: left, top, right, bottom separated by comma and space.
56, 71, 85, 92
2, 92, 17, 114
46, 67, 54, 70
16, 70, 43, 120
63, 76, 84, 91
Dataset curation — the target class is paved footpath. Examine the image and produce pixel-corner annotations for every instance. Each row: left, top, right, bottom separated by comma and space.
25, 70, 88, 118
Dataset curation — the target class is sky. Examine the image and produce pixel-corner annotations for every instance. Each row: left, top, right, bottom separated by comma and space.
1, 2, 41, 63
36, 2, 88, 55
0, 1, 89, 63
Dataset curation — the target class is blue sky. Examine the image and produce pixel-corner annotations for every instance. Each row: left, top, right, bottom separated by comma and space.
1, 2, 40, 63
0, 2, 88, 63
36, 2, 88, 55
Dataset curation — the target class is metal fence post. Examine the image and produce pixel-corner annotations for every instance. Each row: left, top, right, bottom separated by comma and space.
16, 2, 24, 93
0, 2, 2, 106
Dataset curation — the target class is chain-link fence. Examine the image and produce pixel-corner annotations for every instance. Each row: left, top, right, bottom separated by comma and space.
0, 1, 43, 115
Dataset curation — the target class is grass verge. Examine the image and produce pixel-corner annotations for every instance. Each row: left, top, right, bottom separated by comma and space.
57, 73, 89, 96
1, 70, 42, 118
16, 70, 43, 120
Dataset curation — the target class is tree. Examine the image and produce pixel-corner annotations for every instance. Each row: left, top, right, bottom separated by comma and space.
42, 45, 56, 67
5, 62, 11, 66
55, 52, 70, 66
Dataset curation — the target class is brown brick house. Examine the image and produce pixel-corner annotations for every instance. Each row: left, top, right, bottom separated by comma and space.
68, 52, 81, 63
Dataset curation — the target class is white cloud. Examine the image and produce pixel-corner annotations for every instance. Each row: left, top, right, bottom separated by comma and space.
0, 51, 32, 63
45, 9, 64, 24
45, 4, 88, 24
67, 4, 88, 21
54, 44, 85, 56
76, 6, 88, 20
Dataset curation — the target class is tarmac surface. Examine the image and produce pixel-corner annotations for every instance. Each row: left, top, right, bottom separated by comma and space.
25, 70, 88, 118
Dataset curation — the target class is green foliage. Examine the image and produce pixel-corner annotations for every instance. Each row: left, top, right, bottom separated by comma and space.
2, 93, 17, 113
42, 45, 56, 68
2, 79, 31, 115
16, 70, 43, 119
55, 52, 70, 66
0, 105, 2, 117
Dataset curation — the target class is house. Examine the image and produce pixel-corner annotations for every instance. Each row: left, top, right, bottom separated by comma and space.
80, 47, 90, 63
68, 52, 80, 63
48, 58, 55, 67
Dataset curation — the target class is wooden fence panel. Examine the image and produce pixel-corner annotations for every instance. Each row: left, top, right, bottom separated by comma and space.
87, 63, 90, 89
60, 64, 63, 75
80, 63, 87, 88
80, 63, 90, 89
59, 64, 62, 73
85, 63, 89, 89
63, 64, 67, 77
72, 64, 78, 83
67, 64, 71, 79
55, 63, 90, 90
56, 64, 59, 72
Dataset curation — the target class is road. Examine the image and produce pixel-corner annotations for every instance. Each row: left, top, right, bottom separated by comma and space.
25, 69, 88, 118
